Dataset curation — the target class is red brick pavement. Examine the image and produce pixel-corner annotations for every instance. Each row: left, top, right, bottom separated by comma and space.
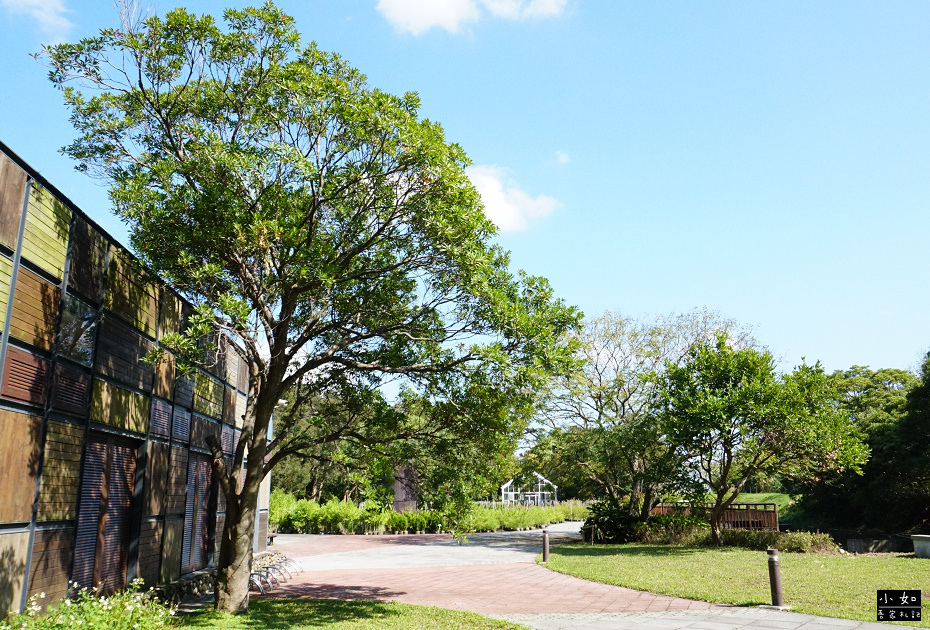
274, 533, 452, 557
264, 562, 725, 615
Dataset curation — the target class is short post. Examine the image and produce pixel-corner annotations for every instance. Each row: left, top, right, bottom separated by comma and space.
543, 528, 550, 563
767, 548, 784, 607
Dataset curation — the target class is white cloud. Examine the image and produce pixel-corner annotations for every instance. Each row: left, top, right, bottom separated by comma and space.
1, 0, 73, 41
555, 150, 570, 164
376, 0, 480, 35
467, 165, 560, 232
376, 0, 568, 35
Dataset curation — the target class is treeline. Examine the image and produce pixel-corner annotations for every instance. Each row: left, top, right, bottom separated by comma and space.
523, 310, 930, 537
788, 362, 930, 533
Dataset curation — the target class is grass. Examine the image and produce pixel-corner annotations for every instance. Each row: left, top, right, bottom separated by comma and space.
176, 599, 529, 630
733, 492, 795, 514
543, 544, 930, 626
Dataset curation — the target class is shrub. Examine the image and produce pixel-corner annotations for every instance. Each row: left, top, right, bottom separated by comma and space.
712, 528, 840, 553
0, 580, 175, 630
281, 498, 320, 533
470, 507, 502, 532
361, 502, 391, 534
388, 510, 408, 533
319, 499, 360, 533
269, 489, 297, 528
583, 499, 640, 543
634, 514, 709, 545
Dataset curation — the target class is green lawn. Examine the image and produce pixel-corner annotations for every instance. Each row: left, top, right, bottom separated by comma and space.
543, 544, 930, 627
732, 492, 796, 514
177, 599, 529, 630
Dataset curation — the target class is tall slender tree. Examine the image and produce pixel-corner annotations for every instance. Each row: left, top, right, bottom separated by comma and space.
43, 3, 579, 611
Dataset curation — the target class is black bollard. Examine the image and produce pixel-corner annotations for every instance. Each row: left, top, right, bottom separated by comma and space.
543, 529, 550, 563
767, 548, 784, 607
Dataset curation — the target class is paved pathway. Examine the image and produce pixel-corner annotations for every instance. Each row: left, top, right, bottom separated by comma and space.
265, 523, 897, 629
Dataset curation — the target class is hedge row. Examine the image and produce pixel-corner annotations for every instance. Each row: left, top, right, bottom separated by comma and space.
270, 491, 588, 535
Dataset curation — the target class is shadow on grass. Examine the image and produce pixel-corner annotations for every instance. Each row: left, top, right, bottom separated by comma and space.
552, 544, 708, 558
264, 582, 404, 601
179, 599, 404, 629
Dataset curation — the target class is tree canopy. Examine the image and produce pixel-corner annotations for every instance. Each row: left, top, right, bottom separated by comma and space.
658, 335, 869, 543
792, 361, 928, 532
44, 2, 579, 611
533, 310, 753, 515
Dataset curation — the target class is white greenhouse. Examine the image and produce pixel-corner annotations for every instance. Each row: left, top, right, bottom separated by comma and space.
501, 472, 558, 506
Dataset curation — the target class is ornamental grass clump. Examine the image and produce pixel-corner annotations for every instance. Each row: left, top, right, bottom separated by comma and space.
0, 579, 176, 630
712, 528, 840, 553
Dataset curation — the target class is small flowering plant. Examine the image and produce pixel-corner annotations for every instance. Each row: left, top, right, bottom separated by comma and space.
0, 579, 176, 629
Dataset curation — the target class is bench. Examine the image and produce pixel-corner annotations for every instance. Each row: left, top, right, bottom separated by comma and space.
267, 534, 277, 546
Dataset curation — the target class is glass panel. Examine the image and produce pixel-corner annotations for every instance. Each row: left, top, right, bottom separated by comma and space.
59, 293, 100, 366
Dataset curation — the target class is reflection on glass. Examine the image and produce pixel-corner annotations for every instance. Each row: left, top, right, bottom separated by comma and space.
59, 294, 99, 366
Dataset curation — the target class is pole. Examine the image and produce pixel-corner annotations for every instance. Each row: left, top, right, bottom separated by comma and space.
767, 548, 784, 607
543, 528, 550, 563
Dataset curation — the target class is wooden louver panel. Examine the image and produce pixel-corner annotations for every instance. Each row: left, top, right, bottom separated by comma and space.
0, 152, 27, 249
143, 441, 169, 516
182, 454, 212, 574
94, 316, 155, 391
22, 183, 70, 279
153, 351, 175, 400
0, 531, 30, 611
174, 374, 194, 409
221, 424, 234, 455
52, 363, 91, 415
99, 440, 135, 594
160, 518, 182, 584
172, 407, 191, 443
67, 216, 109, 303
37, 421, 85, 521
1, 345, 49, 406
104, 251, 157, 337
71, 436, 106, 589
234, 393, 247, 429
0, 410, 42, 523
137, 520, 162, 586
157, 289, 180, 340
224, 343, 239, 390
190, 415, 220, 452
165, 447, 188, 516
28, 526, 74, 604
150, 398, 171, 438
193, 371, 223, 419
71, 435, 136, 593
9, 265, 60, 350
90, 380, 151, 434
237, 355, 248, 393
0, 255, 12, 332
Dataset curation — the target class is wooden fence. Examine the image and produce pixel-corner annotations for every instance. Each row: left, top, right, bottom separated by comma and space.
651, 502, 779, 531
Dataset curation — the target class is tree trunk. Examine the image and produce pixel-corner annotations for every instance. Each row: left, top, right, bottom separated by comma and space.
709, 509, 722, 546
639, 486, 656, 522
214, 488, 257, 613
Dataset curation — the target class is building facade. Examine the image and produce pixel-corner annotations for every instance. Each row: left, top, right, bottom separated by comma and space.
0, 141, 268, 614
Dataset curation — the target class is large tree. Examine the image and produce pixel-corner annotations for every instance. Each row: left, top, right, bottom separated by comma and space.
659, 336, 869, 544
535, 310, 753, 517
793, 363, 927, 532
44, 3, 579, 612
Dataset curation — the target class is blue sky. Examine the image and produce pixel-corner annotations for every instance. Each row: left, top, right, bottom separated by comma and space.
1, 0, 929, 373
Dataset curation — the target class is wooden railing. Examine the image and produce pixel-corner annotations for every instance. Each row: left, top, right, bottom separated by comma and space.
651, 502, 779, 531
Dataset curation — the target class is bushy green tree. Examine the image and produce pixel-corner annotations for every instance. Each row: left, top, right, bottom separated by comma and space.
535, 310, 752, 516
792, 359, 929, 532
789, 366, 917, 530
44, 3, 579, 611
659, 335, 868, 544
